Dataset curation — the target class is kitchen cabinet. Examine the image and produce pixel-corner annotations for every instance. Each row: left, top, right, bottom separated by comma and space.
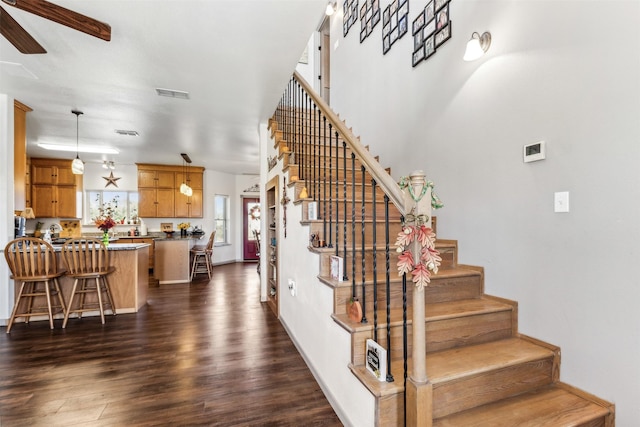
265, 175, 279, 317
174, 171, 203, 218
14, 100, 31, 210
30, 158, 81, 218
137, 164, 205, 218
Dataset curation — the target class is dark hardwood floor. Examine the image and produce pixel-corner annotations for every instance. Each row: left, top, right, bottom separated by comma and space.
0, 263, 343, 427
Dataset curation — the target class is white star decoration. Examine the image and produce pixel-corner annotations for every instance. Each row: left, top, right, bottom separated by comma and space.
103, 171, 121, 188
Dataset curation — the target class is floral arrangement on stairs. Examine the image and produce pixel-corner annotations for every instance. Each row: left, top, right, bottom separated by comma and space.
395, 176, 444, 290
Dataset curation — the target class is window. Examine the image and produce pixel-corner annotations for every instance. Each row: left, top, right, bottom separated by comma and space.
214, 194, 229, 244
86, 190, 139, 224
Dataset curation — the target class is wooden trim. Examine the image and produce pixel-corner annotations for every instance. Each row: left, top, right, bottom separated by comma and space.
14, 99, 32, 112
136, 163, 205, 173
293, 71, 407, 216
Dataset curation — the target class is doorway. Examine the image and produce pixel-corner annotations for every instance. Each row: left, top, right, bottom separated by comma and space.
242, 197, 260, 261
319, 16, 331, 104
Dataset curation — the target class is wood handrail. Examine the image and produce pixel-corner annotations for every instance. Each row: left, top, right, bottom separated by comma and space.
292, 71, 408, 217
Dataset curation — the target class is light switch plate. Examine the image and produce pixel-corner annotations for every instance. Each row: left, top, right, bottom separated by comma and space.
554, 191, 569, 213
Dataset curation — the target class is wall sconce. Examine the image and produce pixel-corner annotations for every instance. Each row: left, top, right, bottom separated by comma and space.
463, 31, 491, 61
325, 1, 336, 16
102, 161, 115, 170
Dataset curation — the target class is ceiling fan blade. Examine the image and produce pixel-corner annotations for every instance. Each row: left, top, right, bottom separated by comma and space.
0, 5, 46, 53
3, 0, 111, 41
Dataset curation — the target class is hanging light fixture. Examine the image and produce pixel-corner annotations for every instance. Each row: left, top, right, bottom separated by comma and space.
180, 153, 193, 196
71, 110, 84, 174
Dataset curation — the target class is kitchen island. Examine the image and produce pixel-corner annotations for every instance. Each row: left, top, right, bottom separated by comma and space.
154, 234, 206, 284
4, 242, 150, 326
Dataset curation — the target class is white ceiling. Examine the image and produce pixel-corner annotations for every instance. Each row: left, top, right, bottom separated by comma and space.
1, 0, 326, 174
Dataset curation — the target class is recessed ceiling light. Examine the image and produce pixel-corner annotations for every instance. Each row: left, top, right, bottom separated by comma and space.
156, 88, 190, 99
115, 129, 139, 136
37, 142, 119, 154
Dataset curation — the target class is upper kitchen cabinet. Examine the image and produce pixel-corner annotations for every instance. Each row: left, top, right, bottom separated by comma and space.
174, 171, 204, 218
30, 158, 82, 218
137, 164, 204, 218
14, 100, 32, 210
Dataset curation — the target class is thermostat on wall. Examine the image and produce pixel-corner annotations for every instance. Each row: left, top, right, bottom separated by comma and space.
523, 141, 546, 163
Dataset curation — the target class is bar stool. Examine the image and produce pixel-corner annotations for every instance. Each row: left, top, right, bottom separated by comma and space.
3, 237, 67, 332
61, 238, 116, 327
190, 231, 215, 281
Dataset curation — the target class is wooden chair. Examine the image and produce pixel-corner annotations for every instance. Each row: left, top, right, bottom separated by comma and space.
3, 237, 67, 332
61, 238, 116, 327
190, 231, 215, 281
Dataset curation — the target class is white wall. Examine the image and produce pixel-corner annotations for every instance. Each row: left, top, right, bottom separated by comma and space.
0, 94, 15, 325
329, 0, 640, 425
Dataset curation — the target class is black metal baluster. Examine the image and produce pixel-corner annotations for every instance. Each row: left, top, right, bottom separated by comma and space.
361, 165, 367, 324
316, 105, 321, 202
328, 123, 334, 249
342, 140, 348, 281
372, 179, 378, 342
385, 194, 394, 383
402, 271, 408, 427
335, 131, 340, 257
323, 116, 328, 246
351, 152, 356, 312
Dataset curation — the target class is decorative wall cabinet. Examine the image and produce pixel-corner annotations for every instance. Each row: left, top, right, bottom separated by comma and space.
30, 158, 81, 218
265, 175, 279, 317
137, 164, 204, 218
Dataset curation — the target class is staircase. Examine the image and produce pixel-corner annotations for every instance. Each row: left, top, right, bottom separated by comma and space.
267, 72, 615, 426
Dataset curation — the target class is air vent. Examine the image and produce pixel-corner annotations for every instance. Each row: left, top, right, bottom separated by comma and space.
115, 129, 139, 136
156, 88, 190, 99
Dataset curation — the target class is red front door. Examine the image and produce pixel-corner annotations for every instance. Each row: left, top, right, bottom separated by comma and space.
243, 197, 260, 261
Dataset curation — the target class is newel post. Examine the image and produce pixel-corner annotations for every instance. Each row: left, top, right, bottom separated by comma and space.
402, 170, 433, 427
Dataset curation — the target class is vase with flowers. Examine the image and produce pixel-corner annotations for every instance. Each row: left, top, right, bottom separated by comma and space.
178, 222, 190, 237
94, 195, 119, 247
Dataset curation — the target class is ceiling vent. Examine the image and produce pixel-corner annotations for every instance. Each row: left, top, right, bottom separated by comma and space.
115, 129, 139, 136
156, 88, 190, 99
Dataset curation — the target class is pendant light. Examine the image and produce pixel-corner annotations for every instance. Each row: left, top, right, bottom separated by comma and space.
71, 110, 84, 174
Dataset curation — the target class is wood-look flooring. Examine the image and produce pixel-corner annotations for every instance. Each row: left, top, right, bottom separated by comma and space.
0, 263, 343, 426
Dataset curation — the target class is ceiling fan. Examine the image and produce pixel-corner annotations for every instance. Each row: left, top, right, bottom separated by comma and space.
0, 0, 110, 54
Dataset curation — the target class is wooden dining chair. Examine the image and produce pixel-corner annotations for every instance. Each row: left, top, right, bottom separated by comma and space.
190, 231, 215, 281
60, 238, 116, 327
3, 237, 67, 332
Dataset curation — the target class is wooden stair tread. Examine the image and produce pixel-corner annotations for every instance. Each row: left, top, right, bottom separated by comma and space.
426, 338, 554, 384
433, 384, 611, 427
332, 297, 512, 332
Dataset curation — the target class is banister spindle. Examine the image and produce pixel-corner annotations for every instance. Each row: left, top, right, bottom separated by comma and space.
323, 116, 328, 245
361, 165, 367, 324
342, 140, 348, 281
328, 123, 334, 249
372, 178, 378, 342
334, 130, 340, 256
384, 194, 394, 383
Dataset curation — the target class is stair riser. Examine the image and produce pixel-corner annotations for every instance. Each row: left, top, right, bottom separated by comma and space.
433, 357, 556, 418
350, 309, 514, 366
307, 220, 404, 247
332, 271, 483, 320
294, 181, 389, 202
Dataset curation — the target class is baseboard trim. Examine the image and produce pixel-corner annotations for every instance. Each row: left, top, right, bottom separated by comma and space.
280, 318, 353, 427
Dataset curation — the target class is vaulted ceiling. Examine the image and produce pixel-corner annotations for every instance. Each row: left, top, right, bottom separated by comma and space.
1, 0, 326, 174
